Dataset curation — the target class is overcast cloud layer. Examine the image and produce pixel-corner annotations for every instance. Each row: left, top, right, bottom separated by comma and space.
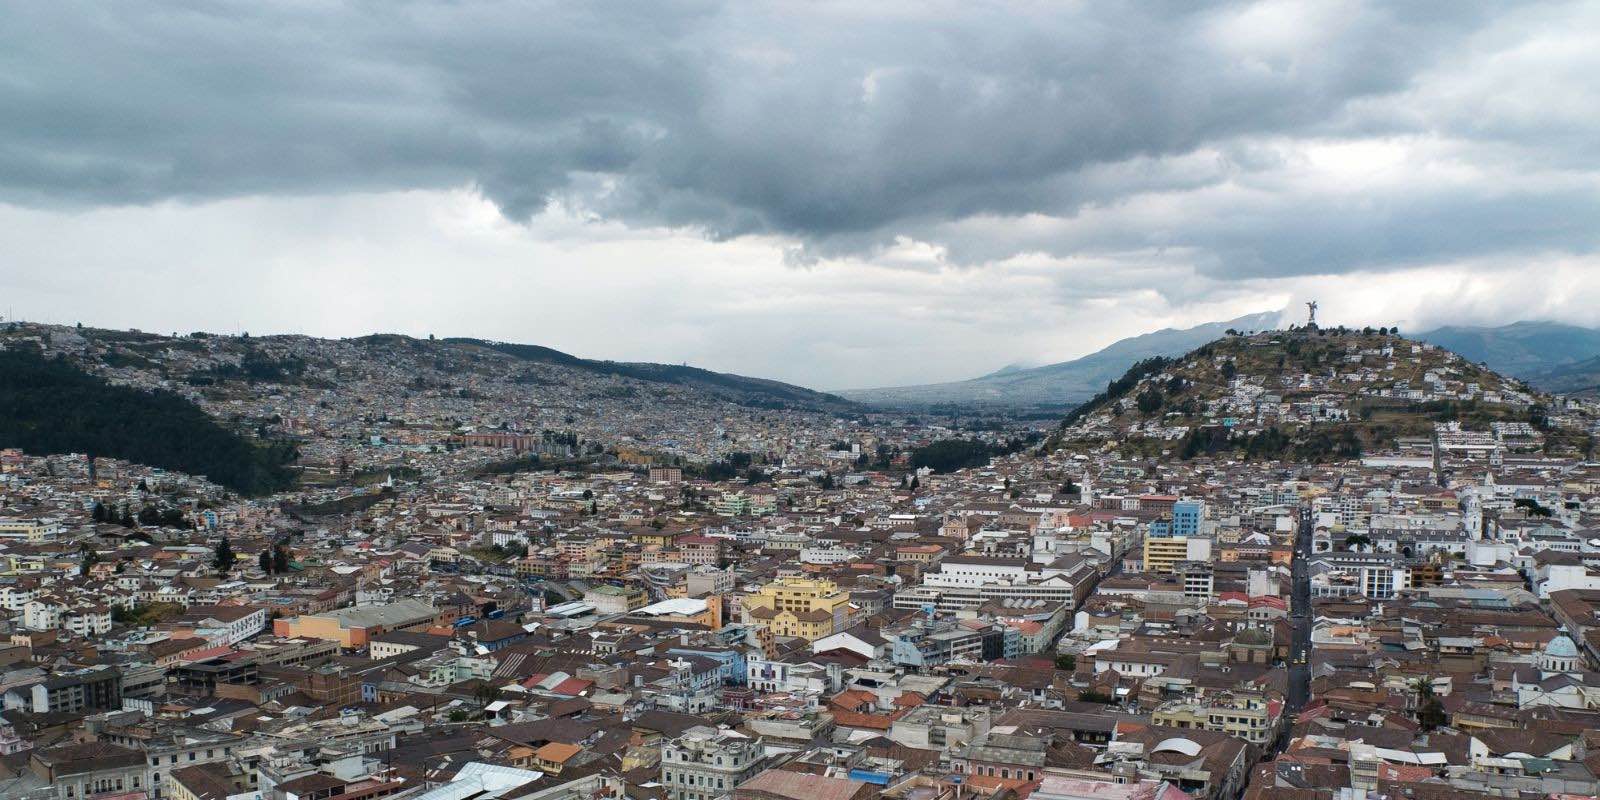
2, 1, 1599, 388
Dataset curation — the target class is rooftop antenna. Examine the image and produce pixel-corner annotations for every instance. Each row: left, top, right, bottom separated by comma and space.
1305, 301, 1318, 327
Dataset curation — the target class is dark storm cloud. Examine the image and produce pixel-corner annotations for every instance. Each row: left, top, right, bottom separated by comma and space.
2, 0, 1595, 276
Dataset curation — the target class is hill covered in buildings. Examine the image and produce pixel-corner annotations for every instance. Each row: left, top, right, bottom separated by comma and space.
0, 322, 863, 489
1052, 326, 1593, 462
444, 337, 853, 411
0, 346, 298, 495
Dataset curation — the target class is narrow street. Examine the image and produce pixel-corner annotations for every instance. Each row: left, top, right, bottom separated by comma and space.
1273, 508, 1313, 756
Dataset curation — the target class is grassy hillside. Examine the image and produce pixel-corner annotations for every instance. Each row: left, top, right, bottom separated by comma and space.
0, 347, 298, 495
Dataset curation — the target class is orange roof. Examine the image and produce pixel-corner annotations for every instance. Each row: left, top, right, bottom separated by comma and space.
1377, 763, 1435, 783
831, 710, 893, 730
892, 691, 926, 708
829, 689, 877, 710
535, 742, 582, 763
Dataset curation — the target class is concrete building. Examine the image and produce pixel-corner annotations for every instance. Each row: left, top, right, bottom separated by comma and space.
661, 726, 764, 800
271, 599, 437, 648
1143, 536, 1213, 575
743, 577, 853, 641
585, 583, 648, 615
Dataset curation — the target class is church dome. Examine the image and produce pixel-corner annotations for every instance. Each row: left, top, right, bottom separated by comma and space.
1234, 627, 1272, 646
1545, 635, 1579, 659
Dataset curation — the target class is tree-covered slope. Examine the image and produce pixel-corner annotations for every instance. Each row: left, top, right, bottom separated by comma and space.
0, 348, 297, 495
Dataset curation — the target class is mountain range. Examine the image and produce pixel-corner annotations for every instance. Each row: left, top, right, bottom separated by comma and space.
839, 312, 1284, 408
843, 316, 1600, 408
1415, 321, 1600, 396
442, 337, 853, 411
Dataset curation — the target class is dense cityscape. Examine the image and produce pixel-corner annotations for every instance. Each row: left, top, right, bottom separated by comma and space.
0, 317, 1598, 800
5, 3, 1600, 800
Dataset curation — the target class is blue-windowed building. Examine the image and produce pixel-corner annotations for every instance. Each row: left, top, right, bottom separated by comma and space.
1150, 500, 1204, 538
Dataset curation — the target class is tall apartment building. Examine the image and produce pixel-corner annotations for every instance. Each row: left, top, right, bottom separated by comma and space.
1149, 500, 1205, 538
8, 667, 121, 715
1144, 536, 1213, 575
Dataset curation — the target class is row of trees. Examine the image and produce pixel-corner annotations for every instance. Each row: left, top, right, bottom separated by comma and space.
257, 542, 292, 574
91, 501, 188, 529
1176, 425, 1363, 462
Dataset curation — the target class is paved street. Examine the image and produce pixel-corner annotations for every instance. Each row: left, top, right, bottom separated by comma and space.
1273, 509, 1313, 757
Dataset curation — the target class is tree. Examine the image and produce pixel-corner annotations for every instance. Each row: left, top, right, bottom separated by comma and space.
80, 545, 99, 576
91, 501, 107, 523
474, 681, 500, 709
118, 505, 135, 528
1055, 654, 1076, 671
273, 545, 290, 573
259, 550, 274, 574
1136, 387, 1163, 414
1343, 534, 1373, 551
214, 536, 237, 574
1413, 677, 1446, 731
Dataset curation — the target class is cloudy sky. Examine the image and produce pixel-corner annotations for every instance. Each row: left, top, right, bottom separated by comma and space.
3, 1, 1599, 390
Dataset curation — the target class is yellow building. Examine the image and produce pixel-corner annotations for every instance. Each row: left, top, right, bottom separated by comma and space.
1150, 692, 1274, 744
631, 528, 681, 548
742, 576, 853, 641
1143, 536, 1211, 575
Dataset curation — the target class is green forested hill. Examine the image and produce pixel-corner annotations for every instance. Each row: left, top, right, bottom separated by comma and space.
0, 347, 297, 495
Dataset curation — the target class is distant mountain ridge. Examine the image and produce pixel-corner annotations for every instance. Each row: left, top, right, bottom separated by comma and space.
443, 337, 853, 411
840, 311, 1283, 408
1416, 321, 1600, 389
